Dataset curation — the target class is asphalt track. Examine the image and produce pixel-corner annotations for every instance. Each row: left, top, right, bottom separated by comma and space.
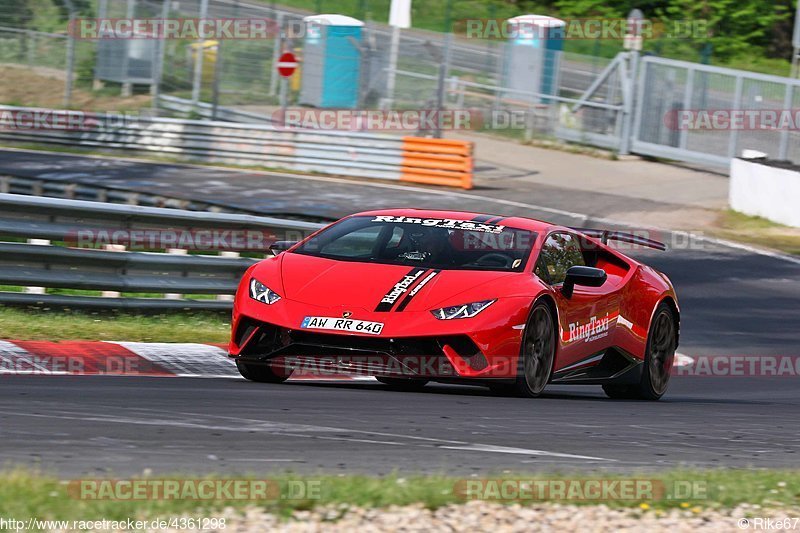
2, 376, 799, 476
1, 148, 799, 476
0, 148, 690, 221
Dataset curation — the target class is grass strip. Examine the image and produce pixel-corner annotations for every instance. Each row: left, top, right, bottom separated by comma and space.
0, 307, 230, 343
713, 209, 800, 256
0, 468, 798, 526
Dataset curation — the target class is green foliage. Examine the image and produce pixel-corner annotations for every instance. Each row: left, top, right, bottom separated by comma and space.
655, 0, 792, 60
0, 0, 94, 31
0, 0, 34, 28
75, 49, 96, 87
1, 468, 800, 520
0, 307, 230, 343
551, 0, 631, 18
50, 0, 94, 20
271, 0, 795, 67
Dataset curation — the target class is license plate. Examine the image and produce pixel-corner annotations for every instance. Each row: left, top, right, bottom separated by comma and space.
300, 316, 384, 335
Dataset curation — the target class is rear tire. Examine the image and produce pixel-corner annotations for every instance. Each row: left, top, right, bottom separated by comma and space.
236, 360, 292, 383
376, 376, 428, 390
603, 303, 677, 400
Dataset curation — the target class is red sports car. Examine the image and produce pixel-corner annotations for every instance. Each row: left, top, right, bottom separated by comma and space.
229, 209, 679, 400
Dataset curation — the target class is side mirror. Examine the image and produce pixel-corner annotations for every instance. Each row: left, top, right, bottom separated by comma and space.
268, 240, 298, 256
562, 266, 607, 298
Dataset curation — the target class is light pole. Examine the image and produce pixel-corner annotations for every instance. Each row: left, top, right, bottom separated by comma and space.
619, 9, 644, 155
382, 0, 411, 110
191, 0, 210, 111
63, 0, 77, 108
792, 0, 800, 77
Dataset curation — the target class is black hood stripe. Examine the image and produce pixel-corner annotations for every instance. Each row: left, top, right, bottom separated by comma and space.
374, 267, 427, 312
395, 269, 440, 312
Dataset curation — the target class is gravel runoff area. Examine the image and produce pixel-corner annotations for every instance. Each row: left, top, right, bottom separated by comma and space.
151, 502, 798, 532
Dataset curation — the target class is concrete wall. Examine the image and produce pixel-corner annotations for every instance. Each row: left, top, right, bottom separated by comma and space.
729, 158, 800, 228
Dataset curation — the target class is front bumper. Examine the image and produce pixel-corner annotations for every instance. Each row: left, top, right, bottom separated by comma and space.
228, 296, 531, 379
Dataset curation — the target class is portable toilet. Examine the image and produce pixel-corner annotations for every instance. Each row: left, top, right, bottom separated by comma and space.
300, 14, 364, 109
95, 28, 157, 85
503, 15, 565, 103
189, 40, 219, 85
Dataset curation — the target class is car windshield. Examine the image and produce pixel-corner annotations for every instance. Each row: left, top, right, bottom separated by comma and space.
293, 215, 536, 271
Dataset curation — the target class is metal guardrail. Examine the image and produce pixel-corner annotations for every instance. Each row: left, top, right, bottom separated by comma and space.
0, 174, 244, 213
0, 193, 324, 309
0, 105, 474, 188
158, 95, 276, 124
0, 106, 402, 181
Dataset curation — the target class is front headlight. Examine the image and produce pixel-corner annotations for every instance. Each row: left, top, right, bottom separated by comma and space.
249, 278, 281, 305
431, 299, 495, 320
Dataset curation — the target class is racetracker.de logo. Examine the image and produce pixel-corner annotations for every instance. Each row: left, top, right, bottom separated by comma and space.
0, 109, 141, 131
457, 18, 709, 40
664, 109, 800, 131
70, 18, 275, 39
272, 109, 529, 132
454, 479, 707, 502
64, 228, 311, 251
68, 18, 315, 39
673, 355, 800, 377
67, 479, 321, 500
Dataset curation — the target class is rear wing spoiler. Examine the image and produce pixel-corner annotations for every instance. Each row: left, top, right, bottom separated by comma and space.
570, 227, 667, 251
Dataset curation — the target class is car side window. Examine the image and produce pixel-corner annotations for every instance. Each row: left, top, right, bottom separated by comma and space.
536, 232, 586, 285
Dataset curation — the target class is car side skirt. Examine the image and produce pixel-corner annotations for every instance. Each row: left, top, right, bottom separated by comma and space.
549, 347, 644, 385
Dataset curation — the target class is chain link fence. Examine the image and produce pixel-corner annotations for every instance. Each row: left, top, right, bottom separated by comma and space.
0, 0, 624, 136
633, 56, 800, 167
0, 24, 95, 108
2, 0, 800, 169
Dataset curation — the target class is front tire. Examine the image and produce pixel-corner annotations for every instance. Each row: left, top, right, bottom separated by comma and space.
604, 303, 677, 400
502, 301, 556, 398
236, 360, 292, 383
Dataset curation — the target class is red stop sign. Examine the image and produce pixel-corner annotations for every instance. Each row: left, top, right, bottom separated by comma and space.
277, 52, 298, 77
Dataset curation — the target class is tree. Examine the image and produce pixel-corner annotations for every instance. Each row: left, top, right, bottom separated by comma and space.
51, 0, 94, 20
0, 0, 34, 28
657, 0, 791, 60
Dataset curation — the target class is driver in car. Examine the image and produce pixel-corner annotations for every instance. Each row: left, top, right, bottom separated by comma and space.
400, 228, 453, 264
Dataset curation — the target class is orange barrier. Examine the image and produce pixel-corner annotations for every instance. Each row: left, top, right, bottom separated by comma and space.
400, 137, 474, 189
